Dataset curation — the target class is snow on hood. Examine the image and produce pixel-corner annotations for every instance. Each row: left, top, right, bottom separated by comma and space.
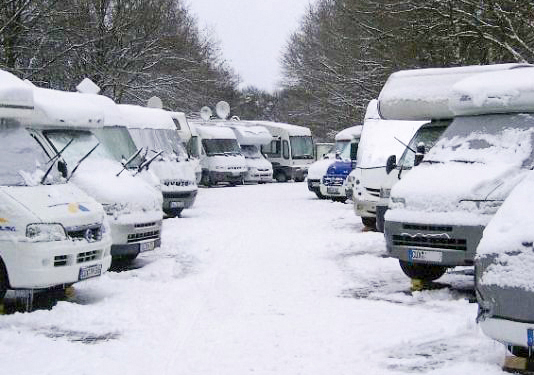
149, 160, 197, 192
307, 159, 334, 179
477, 171, 534, 291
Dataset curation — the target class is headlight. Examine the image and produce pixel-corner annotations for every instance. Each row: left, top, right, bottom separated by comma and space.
102, 202, 130, 216
380, 188, 391, 199
390, 197, 406, 209
459, 200, 502, 215
26, 223, 67, 242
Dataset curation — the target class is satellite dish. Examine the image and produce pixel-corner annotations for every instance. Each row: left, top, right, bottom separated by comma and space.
215, 101, 231, 119
200, 106, 212, 121
76, 78, 101, 94
147, 96, 163, 109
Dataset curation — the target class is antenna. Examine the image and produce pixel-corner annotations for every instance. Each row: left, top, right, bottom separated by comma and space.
147, 96, 163, 109
200, 106, 212, 121
215, 101, 230, 119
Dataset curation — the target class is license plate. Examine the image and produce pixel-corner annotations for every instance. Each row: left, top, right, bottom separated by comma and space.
408, 249, 443, 263
170, 201, 184, 208
140, 241, 156, 252
311, 181, 320, 187
232, 172, 240, 176
327, 187, 340, 194
78, 264, 102, 281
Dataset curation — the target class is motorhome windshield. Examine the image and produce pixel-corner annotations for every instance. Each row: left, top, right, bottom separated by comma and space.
335, 140, 352, 159
290, 136, 313, 159
202, 139, 241, 156
1, 121, 61, 186
241, 145, 261, 159
398, 122, 447, 169
93, 127, 143, 168
128, 128, 187, 161
425, 113, 534, 167
43, 130, 112, 166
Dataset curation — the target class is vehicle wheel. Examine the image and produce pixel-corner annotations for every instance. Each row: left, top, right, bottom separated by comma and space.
200, 171, 212, 187
294, 176, 305, 182
0, 260, 8, 301
315, 191, 327, 199
332, 197, 347, 203
275, 172, 287, 183
399, 260, 447, 281
361, 217, 376, 230
165, 208, 183, 218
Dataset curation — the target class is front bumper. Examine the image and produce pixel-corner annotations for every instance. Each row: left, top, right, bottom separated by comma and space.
209, 171, 246, 184
245, 170, 273, 183
354, 199, 377, 218
108, 217, 162, 257
479, 317, 534, 349
384, 220, 485, 266
162, 189, 198, 212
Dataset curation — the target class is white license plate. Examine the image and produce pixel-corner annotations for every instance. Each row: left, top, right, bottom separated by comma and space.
232, 172, 240, 176
140, 241, 156, 252
78, 264, 102, 281
170, 201, 184, 208
408, 249, 443, 263
327, 187, 340, 194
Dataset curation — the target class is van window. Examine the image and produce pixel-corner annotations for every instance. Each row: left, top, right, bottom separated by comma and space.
172, 118, 181, 130
398, 121, 449, 169
283, 140, 290, 159
290, 136, 313, 159
262, 140, 281, 157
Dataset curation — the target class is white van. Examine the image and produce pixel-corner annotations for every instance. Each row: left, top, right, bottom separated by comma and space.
0, 70, 112, 300
26, 86, 163, 262
253, 121, 314, 182
223, 122, 273, 183
352, 100, 424, 229
118, 104, 198, 217
319, 125, 362, 202
384, 64, 534, 281
193, 122, 248, 186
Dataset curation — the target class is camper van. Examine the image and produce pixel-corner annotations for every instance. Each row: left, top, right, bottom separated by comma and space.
118, 105, 198, 217
253, 121, 314, 182
383, 64, 534, 281
352, 100, 424, 229
192, 122, 248, 186
223, 122, 273, 183
319, 125, 362, 202
26, 85, 163, 262
0, 70, 112, 300
375, 121, 448, 232
170, 111, 202, 184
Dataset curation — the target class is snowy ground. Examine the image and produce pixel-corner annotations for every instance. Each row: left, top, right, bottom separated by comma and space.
0, 182, 508, 374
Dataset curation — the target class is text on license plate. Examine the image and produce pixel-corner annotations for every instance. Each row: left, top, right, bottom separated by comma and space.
79, 264, 102, 281
408, 249, 442, 263
327, 187, 340, 194
140, 241, 156, 252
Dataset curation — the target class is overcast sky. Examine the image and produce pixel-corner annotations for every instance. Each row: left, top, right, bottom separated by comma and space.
187, 0, 314, 93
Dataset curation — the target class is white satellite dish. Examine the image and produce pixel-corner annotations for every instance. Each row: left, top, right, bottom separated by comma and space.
200, 106, 212, 121
215, 101, 231, 119
147, 96, 163, 109
76, 78, 101, 94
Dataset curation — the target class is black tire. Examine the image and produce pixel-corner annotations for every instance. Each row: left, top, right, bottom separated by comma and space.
275, 172, 287, 183
315, 191, 327, 199
165, 208, 183, 218
399, 259, 447, 281
0, 260, 8, 301
294, 176, 305, 182
200, 171, 212, 187
332, 197, 347, 203
361, 217, 376, 230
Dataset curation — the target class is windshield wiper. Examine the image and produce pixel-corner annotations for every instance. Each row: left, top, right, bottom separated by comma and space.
136, 150, 164, 174
394, 136, 415, 153
40, 138, 74, 184
451, 159, 478, 164
422, 160, 442, 164
66, 142, 100, 182
116, 147, 144, 177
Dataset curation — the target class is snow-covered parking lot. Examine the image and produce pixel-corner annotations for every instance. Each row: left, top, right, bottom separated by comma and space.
0, 182, 508, 374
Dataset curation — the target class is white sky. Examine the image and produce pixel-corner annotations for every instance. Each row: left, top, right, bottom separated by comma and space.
187, 0, 314, 93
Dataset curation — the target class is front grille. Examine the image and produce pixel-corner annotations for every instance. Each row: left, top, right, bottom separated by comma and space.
77, 250, 101, 263
393, 234, 467, 251
163, 180, 195, 187
135, 222, 157, 229
54, 255, 68, 267
163, 191, 197, 199
66, 224, 102, 243
365, 187, 380, 197
402, 224, 453, 232
127, 230, 160, 243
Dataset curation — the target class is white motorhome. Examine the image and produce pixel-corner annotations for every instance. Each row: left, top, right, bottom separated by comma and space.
224, 122, 273, 183
352, 100, 424, 229
118, 104, 198, 217
253, 121, 314, 182
383, 63, 534, 281
0, 70, 112, 300
26, 85, 163, 262
169, 111, 202, 184
192, 122, 248, 186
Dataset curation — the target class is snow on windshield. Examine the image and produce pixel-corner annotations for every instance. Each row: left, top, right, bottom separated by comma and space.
290, 136, 313, 159
425, 113, 534, 167
202, 138, 241, 156
128, 128, 188, 162
241, 144, 261, 159
93, 127, 142, 168
0, 121, 61, 186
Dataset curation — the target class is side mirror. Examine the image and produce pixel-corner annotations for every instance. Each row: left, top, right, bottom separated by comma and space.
57, 160, 68, 178
414, 142, 426, 166
386, 155, 396, 174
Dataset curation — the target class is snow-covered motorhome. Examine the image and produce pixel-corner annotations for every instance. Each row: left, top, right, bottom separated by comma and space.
319, 125, 362, 202
0, 70, 112, 300
352, 100, 424, 229
224, 122, 273, 183
192, 122, 248, 186
475, 171, 534, 361
169, 111, 202, 183
383, 63, 534, 281
253, 121, 314, 182
26, 85, 163, 261
118, 105, 198, 217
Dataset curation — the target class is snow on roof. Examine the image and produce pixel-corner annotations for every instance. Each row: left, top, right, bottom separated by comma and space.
247, 120, 312, 137
335, 125, 362, 141
195, 124, 237, 139
117, 104, 175, 130
227, 124, 272, 145
378, 63, 531, 121
30, 86, 104, 128
0, 69, 34, 118
450, 66, 534, 116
